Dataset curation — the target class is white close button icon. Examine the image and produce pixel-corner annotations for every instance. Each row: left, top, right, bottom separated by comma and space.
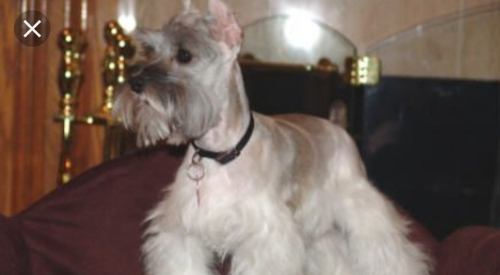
23, 20, 42, 38
15, 10, 51, 47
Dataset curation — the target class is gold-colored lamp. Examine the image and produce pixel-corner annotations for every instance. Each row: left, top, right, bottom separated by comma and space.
346, 56, 381, 86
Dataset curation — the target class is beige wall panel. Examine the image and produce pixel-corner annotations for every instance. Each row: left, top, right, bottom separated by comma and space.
459, 9, 500, 79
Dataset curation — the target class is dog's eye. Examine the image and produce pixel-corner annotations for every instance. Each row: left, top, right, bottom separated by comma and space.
176, 48, 193, 64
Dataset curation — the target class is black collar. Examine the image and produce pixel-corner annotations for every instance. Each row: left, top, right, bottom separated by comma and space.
191, 114, 254, 165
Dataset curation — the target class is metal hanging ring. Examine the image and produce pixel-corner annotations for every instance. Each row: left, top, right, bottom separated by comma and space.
187, 152, 205, 182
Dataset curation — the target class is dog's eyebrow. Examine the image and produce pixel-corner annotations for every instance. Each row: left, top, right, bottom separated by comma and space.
134, 44, 157, 61
126, 64, 145, 77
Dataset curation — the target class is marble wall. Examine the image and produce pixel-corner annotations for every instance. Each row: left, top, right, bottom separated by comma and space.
127, 0, 500, 79
131, 0, 500, 77
369, 4, 500, 79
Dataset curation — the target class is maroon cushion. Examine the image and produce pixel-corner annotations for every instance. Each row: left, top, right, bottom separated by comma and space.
17, 146, 182, 275
0, 215, 31, 275
436, 226, 500, 275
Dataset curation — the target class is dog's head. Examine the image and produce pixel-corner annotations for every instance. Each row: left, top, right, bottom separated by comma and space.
113, 0, 242, 146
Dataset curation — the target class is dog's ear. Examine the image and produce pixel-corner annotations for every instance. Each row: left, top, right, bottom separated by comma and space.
208, 0, 242, 49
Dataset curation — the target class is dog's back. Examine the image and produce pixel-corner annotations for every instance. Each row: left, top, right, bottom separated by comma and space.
254, 112, 432, 275
257, 113, 365, 222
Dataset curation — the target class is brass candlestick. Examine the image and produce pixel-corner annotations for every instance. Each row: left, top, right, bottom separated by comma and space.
54, 22, 134, 185
102, 21, 135, 113
101, 21, 134, 160
54, 28, 86, 185
82, 21, 135, 160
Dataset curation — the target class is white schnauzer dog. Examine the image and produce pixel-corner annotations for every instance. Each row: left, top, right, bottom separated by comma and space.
113, 0, 433, 274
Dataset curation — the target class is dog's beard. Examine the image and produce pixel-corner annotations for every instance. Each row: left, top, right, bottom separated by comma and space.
114, 77, 221, 147
114, 85, 179, 146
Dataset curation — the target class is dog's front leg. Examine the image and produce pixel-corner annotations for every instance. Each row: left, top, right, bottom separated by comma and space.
142, 224, 214, 275
230, 206, 306, 275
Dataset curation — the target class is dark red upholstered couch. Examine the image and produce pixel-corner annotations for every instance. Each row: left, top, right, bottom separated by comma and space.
1, 146, 499, 275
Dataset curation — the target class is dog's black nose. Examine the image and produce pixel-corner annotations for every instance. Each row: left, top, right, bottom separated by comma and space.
128, 77, 145, 94
126, 65, 145, 94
